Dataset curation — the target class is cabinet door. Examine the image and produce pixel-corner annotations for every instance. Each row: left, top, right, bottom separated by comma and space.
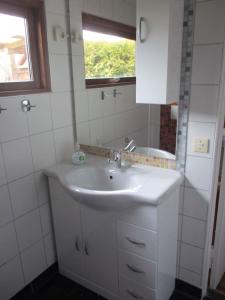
136, 0, 183, 104
81, 206, 118, 293
49, 179, 84, 277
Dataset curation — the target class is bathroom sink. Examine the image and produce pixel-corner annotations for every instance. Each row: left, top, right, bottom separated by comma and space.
44, 155, 182, 211
64, 166, 142, 191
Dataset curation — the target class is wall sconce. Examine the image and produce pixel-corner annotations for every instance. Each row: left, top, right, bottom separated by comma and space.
170, 103, 178, 120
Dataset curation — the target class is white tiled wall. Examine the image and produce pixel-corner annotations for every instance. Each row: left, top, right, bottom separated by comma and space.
0, 1, 74, 299
71, 0, 149, 148
1, 0, 225, 297
177, 0, 225, 288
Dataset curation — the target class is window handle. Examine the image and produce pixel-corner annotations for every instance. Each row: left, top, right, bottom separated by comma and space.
21, 99, 36, 112
0, 106, 7, 114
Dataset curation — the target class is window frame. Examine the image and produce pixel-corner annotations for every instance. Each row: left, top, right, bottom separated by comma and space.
0, 0, 51, 97
82, 13, 136, 89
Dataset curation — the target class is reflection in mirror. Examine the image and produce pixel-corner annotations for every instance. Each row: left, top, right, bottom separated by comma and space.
70, 0, 178, 159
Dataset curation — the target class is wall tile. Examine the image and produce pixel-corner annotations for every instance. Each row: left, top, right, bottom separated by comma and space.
88, 89, 104, 120
187, 122, 216, 158
103, 116, 116, 144
50, 92, 73, 129
0, 97, 28, 143
40, 203, 53, 236
89, 119, 104, 146
30, 132, 56, 171
180, 243, 203, 274
183, 187, 209, 221
185, 156, 212, 191
15, 209, 42, 251
46, 12, 68, 55
192, 44, 223, 85
0, 186, 13, 227
54, 126, 74, 162
45, 0, 65, 14
49, 54, 71, 92
103, 88, 116, 117
77, 122, 90, 144
27, 94, 52, 135
83, 0, 100, 15
44, 233, 56, 267
3, 138, 33, 182
0, 223, 18, 266
99, 0, 113, 19
189, 85, 219, 123
133, 128, 148, 147
182, 215, 206, 248
75, 90, 89, 123
194, 0, 225, 44
9, 175, 38, 218
21, 240, 47, 284
0, 145, 7, 187
0, 256, 24, 300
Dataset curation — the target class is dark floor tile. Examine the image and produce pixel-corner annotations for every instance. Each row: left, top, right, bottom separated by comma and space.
11, 285, 33, 300
170, 291, 197, 300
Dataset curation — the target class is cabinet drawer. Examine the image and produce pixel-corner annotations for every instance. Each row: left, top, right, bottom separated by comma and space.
118, 250, 157, 289
116, 206, 157, 231
119, 275, 156, 300
117, 221, 157, 261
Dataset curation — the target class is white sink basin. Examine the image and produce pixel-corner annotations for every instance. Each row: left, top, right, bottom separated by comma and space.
65, 166, 142, 191
44, 155, 182, 211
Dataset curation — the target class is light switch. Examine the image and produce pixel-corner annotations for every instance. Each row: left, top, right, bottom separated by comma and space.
193, 138, 209, 154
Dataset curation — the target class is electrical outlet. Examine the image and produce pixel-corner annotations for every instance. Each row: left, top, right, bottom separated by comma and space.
193, 138, 209, 154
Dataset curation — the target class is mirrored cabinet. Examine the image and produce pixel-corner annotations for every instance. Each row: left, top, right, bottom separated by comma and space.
136, 0, 184, 104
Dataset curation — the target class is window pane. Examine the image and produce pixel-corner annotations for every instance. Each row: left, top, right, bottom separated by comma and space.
83, 30, 135, 80
0, 13, 32, 83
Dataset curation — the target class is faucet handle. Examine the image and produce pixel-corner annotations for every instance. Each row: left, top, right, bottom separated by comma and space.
124, 138, 135, 152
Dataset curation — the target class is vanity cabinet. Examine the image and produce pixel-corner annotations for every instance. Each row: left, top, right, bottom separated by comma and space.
136, 0, 184, 104
49, 179, 118, 295
48, 177, 179, 300
81, 207, 118, 293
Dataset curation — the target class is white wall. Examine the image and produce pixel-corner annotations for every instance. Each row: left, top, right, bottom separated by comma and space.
0, 1, 74, 299
71, 0, 149, 148
177, 0, 225, 288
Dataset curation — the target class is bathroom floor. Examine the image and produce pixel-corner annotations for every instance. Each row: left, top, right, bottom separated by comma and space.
217, 273, 225, 295
11, 273, 197, 300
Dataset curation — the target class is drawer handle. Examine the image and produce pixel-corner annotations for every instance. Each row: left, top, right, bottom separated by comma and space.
126, 237, 146, 248
126, 264, 145, 274
84, 241, 89, 256
75, 237, 80, 252
127, 289, 144, 300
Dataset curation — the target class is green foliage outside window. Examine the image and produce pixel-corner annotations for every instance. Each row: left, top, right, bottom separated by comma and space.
84, 40, 135, 79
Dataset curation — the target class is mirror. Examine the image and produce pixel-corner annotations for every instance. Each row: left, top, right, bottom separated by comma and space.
69, 0, 178, 159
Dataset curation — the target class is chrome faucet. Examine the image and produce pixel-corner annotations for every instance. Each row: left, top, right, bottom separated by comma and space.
108, 138, 136, 168
108, 150, 122, 168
